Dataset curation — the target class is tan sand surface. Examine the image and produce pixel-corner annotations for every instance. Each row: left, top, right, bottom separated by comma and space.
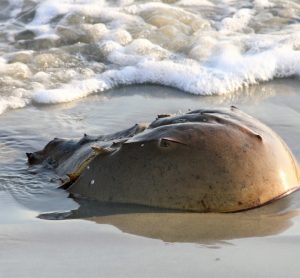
1, 80, 300, 277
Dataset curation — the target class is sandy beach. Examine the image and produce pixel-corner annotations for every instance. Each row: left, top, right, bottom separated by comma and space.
1, 80, 300, 277
1, 0, 300, 276
2, 216, 300, 278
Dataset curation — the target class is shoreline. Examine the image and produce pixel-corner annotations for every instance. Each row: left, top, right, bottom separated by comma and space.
1, 80, 300, 277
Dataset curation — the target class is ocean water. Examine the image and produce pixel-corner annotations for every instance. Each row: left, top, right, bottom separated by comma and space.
0, 0, 300, 113
1, 1, 300, 277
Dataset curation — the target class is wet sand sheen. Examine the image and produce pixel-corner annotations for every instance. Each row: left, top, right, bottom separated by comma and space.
1, 81, 300, 277
2, 216, 300, 278
1, 0, 300, 276
44, 193, 300, 243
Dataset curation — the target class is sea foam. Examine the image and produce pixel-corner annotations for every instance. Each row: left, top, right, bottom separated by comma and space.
1, 0, 300, 111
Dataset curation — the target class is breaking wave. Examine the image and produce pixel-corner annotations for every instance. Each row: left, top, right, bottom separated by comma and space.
0, 0, 300, 112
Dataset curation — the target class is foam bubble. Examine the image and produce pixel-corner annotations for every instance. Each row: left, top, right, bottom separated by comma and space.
254, 0, 274, 9
178, 0, 214, 6
218, 9, 254, 32
0, 62, 32, 79
102, 29, 132, 46
32, 78, 109, 104
104, 46, 300, 95
0, 0, 300, 114
0, 95, 29, 115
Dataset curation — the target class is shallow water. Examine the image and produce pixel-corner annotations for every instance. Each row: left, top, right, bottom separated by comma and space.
0, 80, 299, 216
1, 0, 300, 276
1, 81, 300, 276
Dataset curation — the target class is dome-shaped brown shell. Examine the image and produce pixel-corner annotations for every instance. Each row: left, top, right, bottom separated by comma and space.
28, 107, 300, 212
67, 107, 300, 212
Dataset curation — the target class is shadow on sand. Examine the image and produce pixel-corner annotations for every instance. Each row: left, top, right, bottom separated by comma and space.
40, 191, 300, 245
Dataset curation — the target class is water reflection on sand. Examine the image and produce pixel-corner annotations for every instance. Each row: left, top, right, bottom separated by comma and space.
40, 189, 300, 244
1, 80, 300, 245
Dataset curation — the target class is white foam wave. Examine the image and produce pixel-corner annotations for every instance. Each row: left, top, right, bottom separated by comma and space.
33, 78, 109, 104
30, 0, 107, 26
103, 46, 300, 94
0, 0, 300, 112
31, 45, 300, 105
0, 95, 30, 115
218, 9, 254, 32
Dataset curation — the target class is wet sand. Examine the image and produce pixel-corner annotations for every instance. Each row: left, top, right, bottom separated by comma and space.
2, 215, 300, 278
1, 80, 300, 277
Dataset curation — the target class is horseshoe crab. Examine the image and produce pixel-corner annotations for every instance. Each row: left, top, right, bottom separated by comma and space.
27, 107, 300, 212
